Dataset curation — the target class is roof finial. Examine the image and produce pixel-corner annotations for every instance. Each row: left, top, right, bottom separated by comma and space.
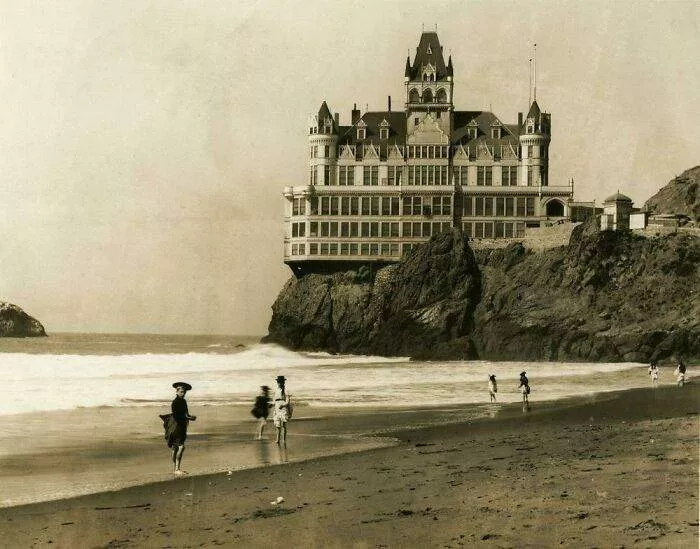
422, 23, 425, 32
435, 23, 438, 32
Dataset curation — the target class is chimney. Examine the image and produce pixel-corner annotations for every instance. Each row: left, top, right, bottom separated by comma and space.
518, 112, 523, 128
334, 112, 339, 127
388, 96, 392, 112
351, 103, 360, 125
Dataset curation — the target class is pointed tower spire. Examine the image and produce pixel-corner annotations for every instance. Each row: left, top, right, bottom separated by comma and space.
447, 55, 453, 77
405, 55, 411, 77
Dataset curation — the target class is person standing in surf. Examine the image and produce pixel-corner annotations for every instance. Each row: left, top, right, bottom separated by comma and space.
648, 362, 659, 388
273, 375, 291, 445
674, 356, 687, 387
488, 374, 498, 403
518, 371, 530, 407
169, 381, 196, 475
252, 385, 272, 440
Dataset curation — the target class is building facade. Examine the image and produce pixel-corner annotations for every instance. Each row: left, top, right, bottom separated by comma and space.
284, 32, 573, 275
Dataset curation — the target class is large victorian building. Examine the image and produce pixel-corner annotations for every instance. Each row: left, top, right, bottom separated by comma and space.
284, 32, 573, 275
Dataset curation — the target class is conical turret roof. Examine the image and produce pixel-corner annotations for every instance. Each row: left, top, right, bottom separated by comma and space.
526, 100, 541, 119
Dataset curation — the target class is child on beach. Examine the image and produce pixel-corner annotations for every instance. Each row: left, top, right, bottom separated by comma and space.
168, 381, 196, 476
674, 356, 687, 387
648, 362, 659, 388
251, 385, 271, 440
488, 374, 498, 402
518, 371, 530, 406
273, 375, 291, 445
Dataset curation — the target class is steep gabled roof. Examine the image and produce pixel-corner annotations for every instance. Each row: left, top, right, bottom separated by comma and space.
406, 32, 449, 81
451, 111, 518, 146
338, 111, 407, 155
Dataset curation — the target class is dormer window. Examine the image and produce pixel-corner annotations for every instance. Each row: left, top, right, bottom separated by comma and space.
527, 122, 534, 134
357, 128, 366, 139
421, 63, 436, 83
491, 127, 501, 139
467, 128, 476, 139
379, 119, 390, 140
427, 44, 432, 54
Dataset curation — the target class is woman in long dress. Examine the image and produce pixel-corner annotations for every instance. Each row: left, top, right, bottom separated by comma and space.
273, 376, 291, 445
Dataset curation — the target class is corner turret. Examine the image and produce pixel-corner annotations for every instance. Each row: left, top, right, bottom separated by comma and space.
308, 101, 339, 186
518, 100, 551, 187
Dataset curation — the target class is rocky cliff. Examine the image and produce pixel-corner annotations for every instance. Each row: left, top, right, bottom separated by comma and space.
644, 165, 700, 222
266, 226, 699, 362
0, 302, 47, 337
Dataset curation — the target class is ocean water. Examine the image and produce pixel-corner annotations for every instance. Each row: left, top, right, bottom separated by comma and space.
0, 333, 676, 417
0, 333, 693, 507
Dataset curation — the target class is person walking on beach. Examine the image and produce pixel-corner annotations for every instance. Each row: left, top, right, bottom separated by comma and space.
273, 375, 291, 445
518, 371, 530, 406
169, 381, 196, 475
648, 361, 659, 388
674, 356, 687, 387
488, 374, 498, 403
252, 385, 271, 440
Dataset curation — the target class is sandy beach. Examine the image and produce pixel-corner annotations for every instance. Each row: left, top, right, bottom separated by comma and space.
1, 383, 697, 548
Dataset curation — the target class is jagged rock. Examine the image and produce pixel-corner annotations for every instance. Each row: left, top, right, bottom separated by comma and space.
644, 165, 700, 222
0, 302, 47, 337
266, 228, 699, 363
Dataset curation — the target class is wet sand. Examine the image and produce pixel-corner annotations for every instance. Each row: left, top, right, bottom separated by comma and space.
0, 384, 697, 548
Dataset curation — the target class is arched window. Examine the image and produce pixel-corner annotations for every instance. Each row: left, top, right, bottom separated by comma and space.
546, 200, 564, 217
422, 89, 433, 103
436, 89, 447, 103
409, 88, 420, 103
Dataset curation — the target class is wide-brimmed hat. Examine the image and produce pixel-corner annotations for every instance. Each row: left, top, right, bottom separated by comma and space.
261, 385, 270, 392
520, 371, 527, 376
173, 381, 192, 391
276, 375, 286, 382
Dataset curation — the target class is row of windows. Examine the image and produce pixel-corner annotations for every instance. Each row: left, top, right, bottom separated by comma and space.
463, 221, 525, 239
406, 146, 449, 159
291, 242, 402, 257
333, 143, 545, 163
462, 196, 536, 217
313, 164, 532, 187
289, 221, 526, 258
452, 166, 519, 187
296, 195, 540, 218
407, 165, 450, 186
306, 195, 452, 217
291, 221, 454, 239
310, 145, 331, 159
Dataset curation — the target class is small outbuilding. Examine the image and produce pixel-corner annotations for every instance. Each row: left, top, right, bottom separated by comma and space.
600, 192, 633, 230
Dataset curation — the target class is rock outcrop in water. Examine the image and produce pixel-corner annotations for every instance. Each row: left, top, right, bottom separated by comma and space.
266, 223, 699, 362
0, 302, 47, 337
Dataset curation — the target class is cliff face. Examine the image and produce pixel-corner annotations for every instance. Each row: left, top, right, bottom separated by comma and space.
266, 227, 699, 362
0, 302, 47, 337
471, 224, 699, 361
644, 165, 700, 222
266, 231, 481, 359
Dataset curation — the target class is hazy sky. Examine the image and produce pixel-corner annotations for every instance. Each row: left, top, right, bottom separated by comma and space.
0, 1, 698, 335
